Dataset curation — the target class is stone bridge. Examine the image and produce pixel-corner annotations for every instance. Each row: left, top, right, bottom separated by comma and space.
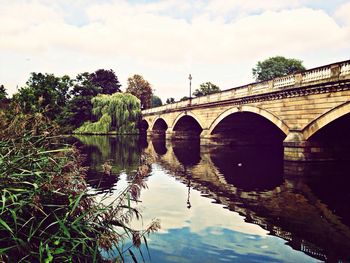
141, 60, 350, 161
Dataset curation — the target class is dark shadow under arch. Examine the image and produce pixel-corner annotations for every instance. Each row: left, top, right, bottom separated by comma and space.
152, 118, 168, 138
307, 112, 350, 160
140, 120, 149, 134
172, 115, 203, 140
211, 111, 286, 146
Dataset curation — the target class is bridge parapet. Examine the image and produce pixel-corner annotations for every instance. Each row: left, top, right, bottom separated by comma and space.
142, 59, 350, 115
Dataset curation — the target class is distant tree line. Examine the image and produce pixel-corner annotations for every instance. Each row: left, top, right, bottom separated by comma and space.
1, 70, 159, 133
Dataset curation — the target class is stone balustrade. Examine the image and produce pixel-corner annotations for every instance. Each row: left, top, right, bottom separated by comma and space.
142, 59, 350, 115
341, 61, 350, 76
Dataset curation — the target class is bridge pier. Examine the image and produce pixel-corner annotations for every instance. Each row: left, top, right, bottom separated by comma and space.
283, 131, 334, 162
199, 129, 212, 144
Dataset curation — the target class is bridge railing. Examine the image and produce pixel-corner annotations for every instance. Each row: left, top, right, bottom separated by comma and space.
142, 59, 350, 115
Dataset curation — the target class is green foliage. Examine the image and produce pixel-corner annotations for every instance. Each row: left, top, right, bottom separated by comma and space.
151, 95, 163, 107
74, 114, 112, 134
90, 69, 121, 94
12, 73, 72, 121
58, 72, 102, 131
252, 56, 306, 82
0, 113, 160, 262
10, 69, 123, 132
126, 74, 153, 109
59, 69, 121, 131
74, 135, 141, 175
0, 85, 7, 101
180, 96, 190, 101
74, 93, 141, 135
193, 82, 220, 97
166, 97, 175, 104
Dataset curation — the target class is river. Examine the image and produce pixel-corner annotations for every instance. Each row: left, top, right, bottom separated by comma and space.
71, 135, 350, 263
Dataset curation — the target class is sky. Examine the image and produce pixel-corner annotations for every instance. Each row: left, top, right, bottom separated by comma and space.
1, 0, 350, 101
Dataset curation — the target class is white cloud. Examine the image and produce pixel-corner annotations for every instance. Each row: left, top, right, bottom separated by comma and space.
334, 2, 350, 26
0, 0, 349, 101
205, 0, 302, 17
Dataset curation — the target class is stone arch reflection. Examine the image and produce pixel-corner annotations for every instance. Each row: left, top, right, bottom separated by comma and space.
142, 134, 350, 262
152, 138, 167, 155
285, 161, 350, 228
172, 140, 201, 167
210, 145, 283, 191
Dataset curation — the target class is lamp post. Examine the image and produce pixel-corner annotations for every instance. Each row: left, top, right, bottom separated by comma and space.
188, 74, 192, 99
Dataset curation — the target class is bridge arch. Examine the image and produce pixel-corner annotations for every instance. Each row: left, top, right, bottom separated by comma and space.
151, 117, 169, 137
208, 105, 289, 136
171, 111, 204, 130
151, 117, 169, 131
171, 112, 203, 139
140, 119, 149, 133
303, 101, 350, 140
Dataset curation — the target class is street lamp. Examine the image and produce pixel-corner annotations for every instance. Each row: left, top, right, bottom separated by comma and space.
188, 74, 192, 99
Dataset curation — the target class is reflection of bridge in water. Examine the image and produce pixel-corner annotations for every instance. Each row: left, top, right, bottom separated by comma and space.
145, 138, 350, 262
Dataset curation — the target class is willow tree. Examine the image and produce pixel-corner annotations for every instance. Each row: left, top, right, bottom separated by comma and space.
74, 93, 141, 134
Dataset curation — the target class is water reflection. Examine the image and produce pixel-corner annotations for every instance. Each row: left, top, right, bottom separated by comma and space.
74, 135, 350, 262
73, 135, 143, 193
146, 138, 350, 262
172, 139, 201, 167
151, 138, 167, 156
210, 145, 284, 191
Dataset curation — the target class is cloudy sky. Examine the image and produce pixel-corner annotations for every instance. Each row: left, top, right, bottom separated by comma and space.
1, 0, 350, 100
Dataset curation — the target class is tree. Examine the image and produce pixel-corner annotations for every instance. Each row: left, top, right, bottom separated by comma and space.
90, 69, 121, 94
126, 74, 152, 109
180, 96, 190, 101
13, 73, 72, 120
252, 56, 306, 82
74, 93, 141, 134
151, 95, 162, 107
193, 82, 220, 97
0, 85, 7, 101
61, 72, 102, 129
166, 97, 175, 104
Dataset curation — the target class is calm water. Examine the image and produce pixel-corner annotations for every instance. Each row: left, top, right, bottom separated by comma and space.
72, 135, 350, 263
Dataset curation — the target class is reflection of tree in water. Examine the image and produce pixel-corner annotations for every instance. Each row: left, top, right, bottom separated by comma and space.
139, 134, 149, 150
73, 135, 143, 193
210, 145, 283, 191
173, 140, 201, 167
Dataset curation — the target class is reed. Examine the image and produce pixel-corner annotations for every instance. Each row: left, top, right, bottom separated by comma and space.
0, 113, 159, 262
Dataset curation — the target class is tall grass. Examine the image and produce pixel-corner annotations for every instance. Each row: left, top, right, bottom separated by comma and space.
0, 113, 159, 262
